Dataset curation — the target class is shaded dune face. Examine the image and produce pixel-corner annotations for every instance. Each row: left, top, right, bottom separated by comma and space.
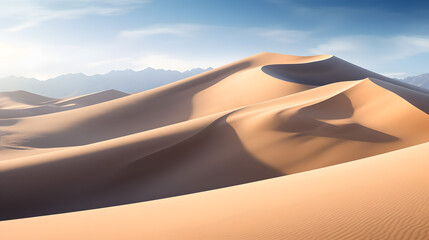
227, 78, 429, 174
261, 56, 391, 85
262, 56, 429, 114
0, 52, 429, 239
277, 96, 398, 143
0, 114, 282, 220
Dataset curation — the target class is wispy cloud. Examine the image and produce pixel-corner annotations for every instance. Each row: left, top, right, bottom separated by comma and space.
0, 0, 149, 32
309, 37, 363, 55
390, 36, 429, 59
383, 72, 407, 78
6, 8, 123, 32
119, 24, 208, 38
309, 35, 429, 60
86, 57, 132, 68
257, 29, 310, 43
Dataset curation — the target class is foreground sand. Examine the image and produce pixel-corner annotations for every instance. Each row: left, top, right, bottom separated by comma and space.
0, 52, 428, 238
2, 141, 428, 239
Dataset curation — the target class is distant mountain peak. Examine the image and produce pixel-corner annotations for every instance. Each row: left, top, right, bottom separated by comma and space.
401, 73, 429, 89
0, 67, 212, 98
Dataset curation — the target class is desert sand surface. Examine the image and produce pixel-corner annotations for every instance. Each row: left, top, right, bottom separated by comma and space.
0, 52, 428, 239
1, 141, 428, 240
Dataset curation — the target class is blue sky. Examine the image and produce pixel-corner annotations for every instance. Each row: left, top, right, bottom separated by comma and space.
1, 0, 429, 79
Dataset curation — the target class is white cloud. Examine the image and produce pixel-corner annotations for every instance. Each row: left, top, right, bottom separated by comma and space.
119, 24, 208, 38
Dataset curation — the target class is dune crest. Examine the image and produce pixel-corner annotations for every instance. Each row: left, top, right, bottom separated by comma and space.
0, 52, 428, 239
0, 90, 55, 109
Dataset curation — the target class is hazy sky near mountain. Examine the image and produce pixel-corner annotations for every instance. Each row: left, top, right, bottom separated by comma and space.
1, 0, 429, 79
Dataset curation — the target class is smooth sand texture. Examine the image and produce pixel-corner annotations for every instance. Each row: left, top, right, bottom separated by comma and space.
2, 141, 429, 240
0, 52, 428, 238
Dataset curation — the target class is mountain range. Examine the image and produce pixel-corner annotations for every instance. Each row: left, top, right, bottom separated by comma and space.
0, 68, 212, 98
401, 73, 429, 89
1, 66, 428, 98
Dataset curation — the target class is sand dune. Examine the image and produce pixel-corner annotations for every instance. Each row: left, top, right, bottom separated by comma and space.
0, 90, 129, 160
0, 89, 128, 120
0, 52, 428, 238
0, 90, 55, 109
0, 53, 331, 148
